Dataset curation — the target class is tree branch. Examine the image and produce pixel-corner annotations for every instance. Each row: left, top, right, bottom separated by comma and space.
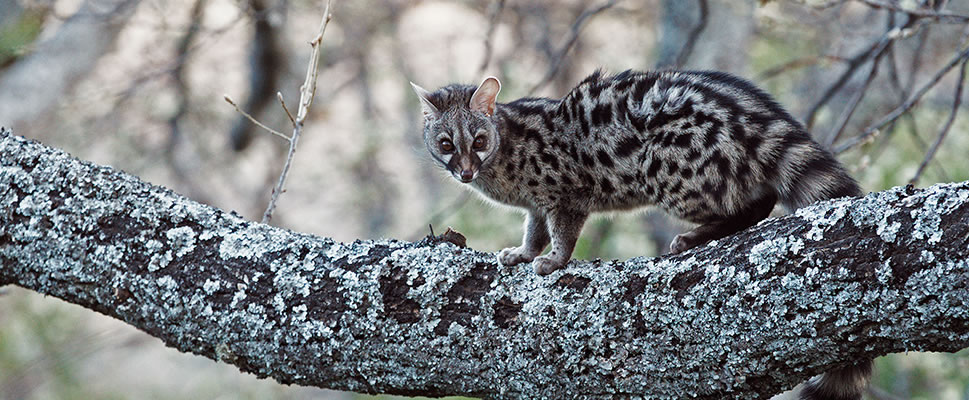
2, 128, 969, 399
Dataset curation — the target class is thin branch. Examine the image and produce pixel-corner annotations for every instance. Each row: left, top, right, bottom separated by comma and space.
277, 92, 296, 126
821, 39, 889, 148
527, 0, 618, 95
223, 95, 289, 140
478, 0, 506, 75
835, 45, 969, 154
909, 57, 967, 184
857, 0, 969, 24
804, 18, 917, 130
260, 0, 333, 224
673, 0, 708, 68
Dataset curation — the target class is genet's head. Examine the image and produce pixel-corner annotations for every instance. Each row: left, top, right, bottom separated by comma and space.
410, 77, 502, 183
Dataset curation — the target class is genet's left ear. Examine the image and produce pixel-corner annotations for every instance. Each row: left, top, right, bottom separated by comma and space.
469, 76, 501, 116
410, 81, 441, 120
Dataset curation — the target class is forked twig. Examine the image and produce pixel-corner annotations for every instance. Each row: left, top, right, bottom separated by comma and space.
225, 0, 334, 224
260, 0, 333, 224
224, 95, 289, 140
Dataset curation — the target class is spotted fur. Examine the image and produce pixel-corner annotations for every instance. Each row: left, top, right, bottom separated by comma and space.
412, 70, 861, 272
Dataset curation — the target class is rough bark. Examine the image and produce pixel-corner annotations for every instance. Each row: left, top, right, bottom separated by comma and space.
1, 128, 968, 399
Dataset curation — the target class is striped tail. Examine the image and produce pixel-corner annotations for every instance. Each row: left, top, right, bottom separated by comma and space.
799, 360, 873, 400
772, 135, 863, 209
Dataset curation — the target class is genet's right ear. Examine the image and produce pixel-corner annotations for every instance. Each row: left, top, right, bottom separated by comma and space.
410, 82, 440, 120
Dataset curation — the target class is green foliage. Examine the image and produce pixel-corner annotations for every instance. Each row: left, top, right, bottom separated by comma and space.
0, 10, 44, 68
873, 349, 969, 399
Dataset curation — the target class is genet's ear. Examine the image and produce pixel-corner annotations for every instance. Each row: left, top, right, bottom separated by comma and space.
410, 81, 440, 120
469, 76, 501, 116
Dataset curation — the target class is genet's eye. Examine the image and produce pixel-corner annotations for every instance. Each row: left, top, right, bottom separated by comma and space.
440, 139, 454, 153
472, 136, 487, 151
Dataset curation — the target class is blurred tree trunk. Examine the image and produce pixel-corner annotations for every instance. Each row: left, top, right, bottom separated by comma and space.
0, 0, 141, 132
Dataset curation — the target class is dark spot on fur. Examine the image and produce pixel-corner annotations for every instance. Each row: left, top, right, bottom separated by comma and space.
615, 136, 644, 158
540, 153, 560, 171
646, 159, 663, 178
591, 103, 613, 126
673, 132, 693, 148
596, 149, 615, 168
601, 178, 615, 194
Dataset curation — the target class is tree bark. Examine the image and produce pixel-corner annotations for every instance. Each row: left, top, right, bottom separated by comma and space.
1, 128, 968, 399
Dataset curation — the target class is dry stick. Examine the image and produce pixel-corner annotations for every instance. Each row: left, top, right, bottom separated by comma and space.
527, 0, 618, 95
260, 0, 333, 224
857, 0, 969, 24
835, 45, 969, 154
478, 0, 506, 75
673, 0, 708, 68
909, 57, 967, 184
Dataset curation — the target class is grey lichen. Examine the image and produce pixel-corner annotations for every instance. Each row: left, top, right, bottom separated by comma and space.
2, 128, 969, 399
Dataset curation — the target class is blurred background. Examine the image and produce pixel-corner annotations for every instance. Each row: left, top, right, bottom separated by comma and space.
2, 0, 969, 399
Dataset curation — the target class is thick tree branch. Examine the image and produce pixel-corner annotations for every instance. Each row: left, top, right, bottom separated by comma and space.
1, 128, 968, 399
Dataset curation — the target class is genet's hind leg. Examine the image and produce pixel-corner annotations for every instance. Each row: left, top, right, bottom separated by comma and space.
669, 191, 778, 254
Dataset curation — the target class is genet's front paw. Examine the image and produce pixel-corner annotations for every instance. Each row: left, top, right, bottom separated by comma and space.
532, 255, 566, 276
498, 247, 536, 266
670, 233, 693, 254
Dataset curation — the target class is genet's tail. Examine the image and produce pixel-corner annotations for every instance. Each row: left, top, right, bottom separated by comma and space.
772, 135, 863, 209
799, 360, 873, 400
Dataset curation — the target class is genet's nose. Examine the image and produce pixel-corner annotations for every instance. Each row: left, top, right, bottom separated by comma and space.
460, 170, 474, 182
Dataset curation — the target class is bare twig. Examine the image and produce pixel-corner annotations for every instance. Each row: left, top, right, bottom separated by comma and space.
909, 57, 967, 184
804, 18, 917, 130
822, 39, 889, 148
478, 0, 506, 75
277, 92, 296, 126
673, 0, 708, 68
527, 0, 618, 95
857, 0, 969, 24
835, 45, 969, 154
260, 0, 333, 224
224, 95, 289, 140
